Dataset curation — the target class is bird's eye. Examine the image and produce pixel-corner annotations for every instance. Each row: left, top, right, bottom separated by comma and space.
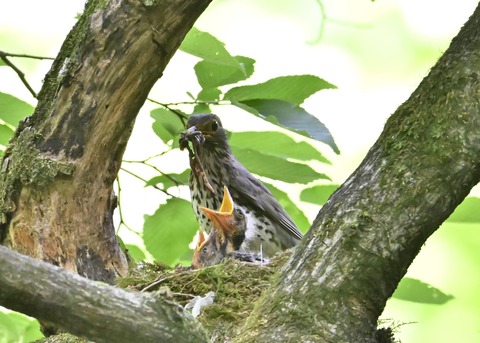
235, 209, 244, 219
211, 120, 219, 132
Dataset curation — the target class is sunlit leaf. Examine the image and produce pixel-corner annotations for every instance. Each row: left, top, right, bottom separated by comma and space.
180, 27, 242, 69
392, 277, 454, 304
150, 108, 185, 145
0, 311, 42, 343
238, 99, 339, 153
263, 182, 310, 233
230, 131, 330, 164
300, 184, 339, 205
0, 92, 34, 127
143, 198, 197, 265
232, 147, 330, 184
0, 123, 15, 146
194, 55, 254, 89
447, 197, 480, 223
125, 244, 147, 262
224, 75, 335, 105
145, 170, 190, 189
0, 312, 20, 342
193, 103, 211, 114
197, 87, 222, 102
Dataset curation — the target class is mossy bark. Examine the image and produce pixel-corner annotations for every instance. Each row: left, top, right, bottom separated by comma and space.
0, 246, 209, 343
0, 0, 211, 283
236, 4, 480, 343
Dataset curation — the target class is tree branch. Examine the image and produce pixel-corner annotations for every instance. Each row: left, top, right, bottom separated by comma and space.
0, 51, 38, 98
238, 3, 480, 342
0, 0, 212, 282
0, 245, 208, 343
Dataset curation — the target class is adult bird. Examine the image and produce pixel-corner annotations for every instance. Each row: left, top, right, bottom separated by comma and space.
180, 113, 302, 257
191, 186, 246, 269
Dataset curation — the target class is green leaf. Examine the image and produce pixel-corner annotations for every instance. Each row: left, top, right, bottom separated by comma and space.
230, 99, 260, 116
263, 182, 310, 233
0, 92, 34, 127
232, 146, 330, 184
197, 87, 222, 102
238, 99, 339, 153
224, 75, 335, 105
150, 108, 185, 145
0, 123, 15, 146
392, 277, 454, 304
125, 244, 147, 261
180, 27, 242, 69
230, 131, 330, 164
0, 311, 20, 342
300, 184, 339, 205
145, 170, 190, 189
447, 197, 480, 223
0, 311, 42, 343
143, 198, 197, 266
194, 55, 255, 89
193, 103, 211, 114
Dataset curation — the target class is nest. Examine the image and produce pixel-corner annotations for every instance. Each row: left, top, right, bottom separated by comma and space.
117, 252, 292, 341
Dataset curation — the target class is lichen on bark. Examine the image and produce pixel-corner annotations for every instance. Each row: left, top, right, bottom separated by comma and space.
0, 128, 75, 225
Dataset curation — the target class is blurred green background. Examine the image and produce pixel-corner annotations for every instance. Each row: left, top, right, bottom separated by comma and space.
1, 0, 479, 342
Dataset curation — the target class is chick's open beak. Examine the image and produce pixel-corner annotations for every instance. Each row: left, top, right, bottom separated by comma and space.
218, 186, 233, 213
199, 186, 234, 232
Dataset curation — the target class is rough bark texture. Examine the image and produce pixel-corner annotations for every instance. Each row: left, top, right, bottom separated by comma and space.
236, 4, 480, 343
0, 245, 209, 343
0, 0, 211, 283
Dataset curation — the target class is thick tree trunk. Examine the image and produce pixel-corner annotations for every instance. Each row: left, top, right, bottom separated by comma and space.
0, 245, 208, 342
0, 0, 211, 283
236, 4, 480, 343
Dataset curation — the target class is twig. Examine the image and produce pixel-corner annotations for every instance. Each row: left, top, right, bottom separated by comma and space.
147, 98, 189, 126
146, 98, 229, 126
122, 150, 172, 164
0, 51, 38, 98
122, 157, 187, 188
0, 51, 55, 61
115, 175, 141, 236
172, 292, 195, 298
120, 167, 175, 197
140, 270, 194, 292
150, 99, 226, 107
307, 0, 327, 44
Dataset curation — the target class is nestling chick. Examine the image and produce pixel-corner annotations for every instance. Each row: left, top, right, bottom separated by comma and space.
191, 186, 246, 269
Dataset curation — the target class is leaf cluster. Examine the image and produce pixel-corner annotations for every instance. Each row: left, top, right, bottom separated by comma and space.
123, 27, 342, 266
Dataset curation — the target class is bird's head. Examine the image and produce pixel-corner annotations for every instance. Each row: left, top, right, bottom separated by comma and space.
182, 114, 228, 149
200, 186, 246, 242
191, 230, 223, 269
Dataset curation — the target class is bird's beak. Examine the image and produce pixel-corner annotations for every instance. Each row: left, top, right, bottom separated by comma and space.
196, 230, 206, 249
200, 206, 232, 231
219, 186, 233, 214
182, 125, 206, 146
184, 126, 198, 137
199, 186, 236, 238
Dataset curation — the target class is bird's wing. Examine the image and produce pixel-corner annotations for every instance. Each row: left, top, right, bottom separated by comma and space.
228, 159, 303, 241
